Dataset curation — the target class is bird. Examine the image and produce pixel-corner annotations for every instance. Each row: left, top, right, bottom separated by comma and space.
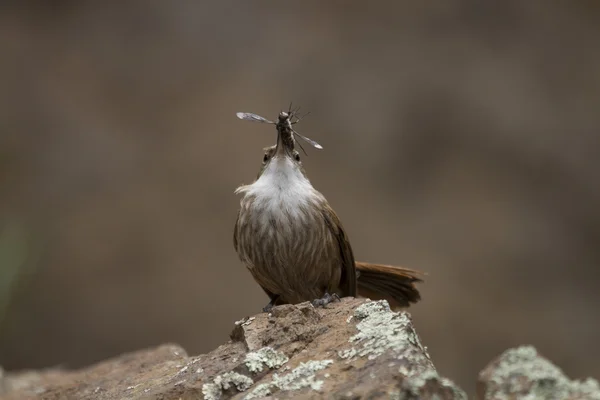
233, 107, 423, 312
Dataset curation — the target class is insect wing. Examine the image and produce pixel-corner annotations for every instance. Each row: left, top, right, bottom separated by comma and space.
236, 112, 273, 124
293, 130, 323, 150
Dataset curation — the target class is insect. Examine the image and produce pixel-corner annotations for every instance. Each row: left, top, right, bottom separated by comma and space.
236, 104, 323, 154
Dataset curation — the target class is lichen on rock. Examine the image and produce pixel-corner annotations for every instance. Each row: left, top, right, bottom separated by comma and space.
244, 347, 289, 373
244, 359, 334, 399
342, 300, 431, 362
401, 369, 467, 400
479, 345, 600, 400
11, 299, 596, 400
202, 371, 254, 400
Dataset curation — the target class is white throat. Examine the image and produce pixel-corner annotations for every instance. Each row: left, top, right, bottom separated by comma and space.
236, 156, 317, 212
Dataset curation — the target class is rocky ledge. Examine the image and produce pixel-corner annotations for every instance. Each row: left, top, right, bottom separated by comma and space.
0, 298, 598, 400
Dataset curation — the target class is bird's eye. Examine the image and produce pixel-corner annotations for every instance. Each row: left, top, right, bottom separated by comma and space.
263, 154, 269, 163
294, 153, 300, 162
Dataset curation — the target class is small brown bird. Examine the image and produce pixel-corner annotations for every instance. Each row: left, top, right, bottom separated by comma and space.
233, 107, 423, 312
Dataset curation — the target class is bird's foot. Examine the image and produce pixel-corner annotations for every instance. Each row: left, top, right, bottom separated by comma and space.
312, 292, 340, 308
262, 295, 280, 313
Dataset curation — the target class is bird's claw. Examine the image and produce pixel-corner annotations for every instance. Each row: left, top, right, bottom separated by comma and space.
312, 292, 340, 308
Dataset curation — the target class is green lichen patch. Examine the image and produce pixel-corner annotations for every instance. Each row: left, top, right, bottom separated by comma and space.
340, 300, 429, 361
202, 371, 254, 400
244, 347, 289, 373
244, 359, 334, 399
484, 346, 600, 400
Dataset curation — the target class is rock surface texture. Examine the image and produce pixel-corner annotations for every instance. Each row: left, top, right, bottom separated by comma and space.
0, 298, 598, 399
478, 346, 600, 400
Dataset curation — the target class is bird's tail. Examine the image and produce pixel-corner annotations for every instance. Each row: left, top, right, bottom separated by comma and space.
355, 261, 424, 309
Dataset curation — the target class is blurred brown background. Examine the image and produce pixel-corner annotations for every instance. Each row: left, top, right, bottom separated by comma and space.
1, 0, 599, 395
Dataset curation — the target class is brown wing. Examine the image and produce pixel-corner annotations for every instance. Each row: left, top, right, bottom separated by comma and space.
355, 262, 424, 308
321, 204, 357, 297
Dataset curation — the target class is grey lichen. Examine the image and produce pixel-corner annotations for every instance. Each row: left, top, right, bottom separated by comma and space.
396, 355, 435, 378
401, 370, 467, 400
353, 299, 390, 319
244, 359, 333, 399
341, 300, 430, 361
338, 347, 357, 359
484, 345, 600, 400
202, 371, 254, 400
244, 347, 289, 373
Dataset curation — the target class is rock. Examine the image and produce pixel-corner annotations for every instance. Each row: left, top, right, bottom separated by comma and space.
0, 344, 190, 400
0, 298, 466, 399
477, 345, 600, 400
